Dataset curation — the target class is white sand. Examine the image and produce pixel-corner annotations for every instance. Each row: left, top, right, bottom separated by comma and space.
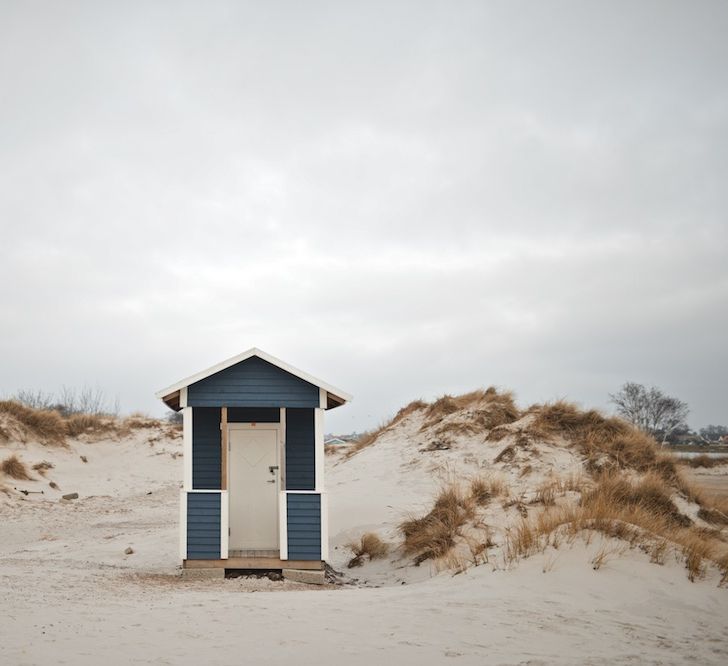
1, 415, 727, 665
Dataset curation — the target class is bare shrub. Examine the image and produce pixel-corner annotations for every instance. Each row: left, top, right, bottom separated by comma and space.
346, 532, 389, 568
400, 485, 474, 564
1, 454, 32, 480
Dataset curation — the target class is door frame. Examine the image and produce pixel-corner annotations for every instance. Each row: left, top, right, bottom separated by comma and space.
227, 422, 283, 551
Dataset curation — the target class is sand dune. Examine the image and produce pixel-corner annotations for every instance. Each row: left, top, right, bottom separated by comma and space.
1, 399, 727, 665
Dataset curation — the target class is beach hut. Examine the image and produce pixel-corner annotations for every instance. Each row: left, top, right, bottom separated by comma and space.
156, 348, 351, 580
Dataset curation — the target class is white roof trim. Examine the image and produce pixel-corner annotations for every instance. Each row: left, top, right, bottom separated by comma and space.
155, 347, 352, 404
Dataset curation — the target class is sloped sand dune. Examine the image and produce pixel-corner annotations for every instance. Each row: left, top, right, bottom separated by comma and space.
1, 400, 727, 665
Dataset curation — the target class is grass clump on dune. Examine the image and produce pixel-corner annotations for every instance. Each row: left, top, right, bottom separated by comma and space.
0, 400, 178, 445
399, 485, 475, 565
1, 454, 33, 480
426, 387, 520, 434
529, 400, 683, 483
679, 454, 728, 469
469, 475, 509, 505
346, 532, 389, 568
0, 401, 67, 445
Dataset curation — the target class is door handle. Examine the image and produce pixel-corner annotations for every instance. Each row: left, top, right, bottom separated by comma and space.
268, 466, 279, 474
266, 479, 276, 484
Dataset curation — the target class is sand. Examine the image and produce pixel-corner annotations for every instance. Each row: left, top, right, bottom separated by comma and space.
1, 418, 727, 665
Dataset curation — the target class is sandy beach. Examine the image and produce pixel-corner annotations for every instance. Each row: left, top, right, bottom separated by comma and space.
2, 406, 727, 666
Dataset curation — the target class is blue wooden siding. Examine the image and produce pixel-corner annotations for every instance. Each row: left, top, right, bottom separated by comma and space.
192, 407, 221, 490
287, 494, 321, 560
285, 408, 315, 490
227, 407, 280, 423
187, 356, 319, 408
186, 492, 221, 559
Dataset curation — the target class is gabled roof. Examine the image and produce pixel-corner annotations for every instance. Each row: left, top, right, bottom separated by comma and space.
155, 347, 352, 410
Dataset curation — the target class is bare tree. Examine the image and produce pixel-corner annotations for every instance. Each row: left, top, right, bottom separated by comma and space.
609, 382, 689, 445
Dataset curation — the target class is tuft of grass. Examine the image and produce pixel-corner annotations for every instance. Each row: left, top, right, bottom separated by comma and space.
581, 472, 691, 528
649, 539, 668, 565
469, 475, 509, 505
0, 401, 67, 445
425, 388, 520, 433
399, 485, 474, 564
681, 534, 714, 582
346, 532, 389, 568
718, 553, 728, 587
528, 401, 691, 497
697, 506, 728, 526
66, 413, 116, 437
1, 454, 33, 480
679, 454, 728, 469
32, 461, 54, 476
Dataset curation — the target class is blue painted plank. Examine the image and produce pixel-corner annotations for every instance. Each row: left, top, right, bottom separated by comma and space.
187, 356, 319, 408
186, 493, 221, 560
286, 494, 321, 560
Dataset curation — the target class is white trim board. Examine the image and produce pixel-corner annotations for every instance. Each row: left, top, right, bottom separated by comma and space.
320, 492, 329, 562
220, 490, 229, 559
155, 347, 352, 406
179, 490, 187, 560
183, 407, 193, 490
278, 492, 288, 560
314, 408, 324, 492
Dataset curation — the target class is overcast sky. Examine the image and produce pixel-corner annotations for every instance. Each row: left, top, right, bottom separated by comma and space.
1, 1, 726, 433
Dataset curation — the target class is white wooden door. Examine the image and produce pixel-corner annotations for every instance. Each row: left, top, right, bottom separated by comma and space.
228, 427, 279, 550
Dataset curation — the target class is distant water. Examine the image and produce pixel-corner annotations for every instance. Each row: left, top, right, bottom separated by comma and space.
675, 451, 728, 459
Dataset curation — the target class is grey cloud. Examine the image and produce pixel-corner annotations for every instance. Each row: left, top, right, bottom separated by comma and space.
1, 1, 726, 433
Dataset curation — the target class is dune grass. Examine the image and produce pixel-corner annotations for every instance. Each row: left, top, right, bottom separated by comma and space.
346, 532, 390, 568
0, 401, 67, 445
469, 475, 509, 505
426, 387, 520, 434
1, 454, 33, 480
399, 484, 476, 564
0, 400, 177, 445
679, 454, 728, 469
32, 461, 54, 476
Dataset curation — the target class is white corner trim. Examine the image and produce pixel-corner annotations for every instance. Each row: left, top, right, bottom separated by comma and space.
314, 408, 324, 492
320, 491, 329, 562
183, 407, 193, 490
319, 387, 327, 409
279, 407, 286, 490
220, 490, 229, 559
279, 492, 288, 560
179, 386, 187, 408
154, 347, 352, 405
179, 490, 187, 560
